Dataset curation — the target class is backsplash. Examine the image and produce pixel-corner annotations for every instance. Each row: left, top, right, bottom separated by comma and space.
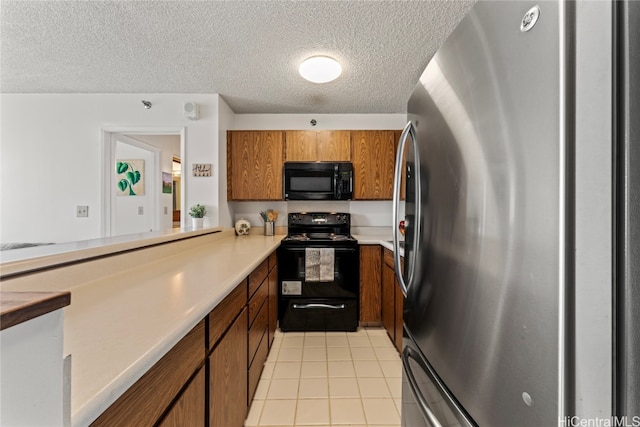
230, 200, 394, 229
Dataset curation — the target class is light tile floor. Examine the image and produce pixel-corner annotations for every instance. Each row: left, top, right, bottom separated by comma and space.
245, 327, 402, 427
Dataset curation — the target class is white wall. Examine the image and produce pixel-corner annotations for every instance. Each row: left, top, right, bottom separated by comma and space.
217, 97, 236, 228
233, 113, 404, 131
230, 113, 406, 230
0, 94, 220, 243
0, 96, 404, 243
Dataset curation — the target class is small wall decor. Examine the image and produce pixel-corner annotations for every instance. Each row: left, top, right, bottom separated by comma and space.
162, 172, 172, 194
116, 159, 145, 196
192, 163, 212, 177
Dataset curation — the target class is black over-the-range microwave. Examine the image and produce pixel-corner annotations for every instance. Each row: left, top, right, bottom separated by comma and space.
283, 162, 353, 200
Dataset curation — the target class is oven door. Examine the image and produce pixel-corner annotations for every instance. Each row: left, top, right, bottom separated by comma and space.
277, 244, 359, 297
277, 243, 360, 331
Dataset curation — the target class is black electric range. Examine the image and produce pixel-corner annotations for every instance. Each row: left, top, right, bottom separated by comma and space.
277, 212, 359, 332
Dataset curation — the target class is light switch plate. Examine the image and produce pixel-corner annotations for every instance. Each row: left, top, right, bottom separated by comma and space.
76, 206, 89, 217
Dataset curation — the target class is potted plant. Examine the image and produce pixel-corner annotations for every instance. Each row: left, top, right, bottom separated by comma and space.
188, 204, 206, 228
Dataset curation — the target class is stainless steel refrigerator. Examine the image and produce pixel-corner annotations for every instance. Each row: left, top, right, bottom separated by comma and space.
392, 1, 639, 425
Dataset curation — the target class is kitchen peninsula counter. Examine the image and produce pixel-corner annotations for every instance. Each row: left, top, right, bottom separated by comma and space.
0, 229, 283, 427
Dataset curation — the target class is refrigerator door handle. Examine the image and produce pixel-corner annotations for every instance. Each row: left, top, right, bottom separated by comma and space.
402, 346, 444, 427
393, 121, 421, 296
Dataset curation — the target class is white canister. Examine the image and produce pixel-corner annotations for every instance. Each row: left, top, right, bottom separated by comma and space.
235, 218, 251, 236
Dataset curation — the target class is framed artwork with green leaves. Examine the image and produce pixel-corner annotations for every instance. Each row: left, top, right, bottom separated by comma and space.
116, 159, 145, 196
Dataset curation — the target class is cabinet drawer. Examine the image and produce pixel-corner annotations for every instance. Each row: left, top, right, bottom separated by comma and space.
249, 259, 269, 298
248, 299, 268, 364
208, 281, 248, 351
268, 251, 277, 272
248, 329, 268, 404
248, 280, 268, 327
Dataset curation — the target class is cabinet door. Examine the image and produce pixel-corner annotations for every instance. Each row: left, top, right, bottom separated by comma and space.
227, 131, 284, 200
90, 322, 205, 427
395, 129, 406, 200
317, 130, 351, 161
268, 263, 278, 347
157, 368, 205, 427
394, 256, 405, 352
394, 278, 403, 353
352, 130, 397, 199
359, 245, 382, 325
381, 260, 396, 343
285, 131, 317, 161
209, 308, 248, 427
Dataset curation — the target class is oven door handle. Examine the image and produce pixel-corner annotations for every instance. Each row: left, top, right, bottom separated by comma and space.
292, 303, 346, 310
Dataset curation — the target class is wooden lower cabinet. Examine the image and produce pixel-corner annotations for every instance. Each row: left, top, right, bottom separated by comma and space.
89, 249, 281, 427
209, 307, 248, 427
382, 256, 396, 340
90, 322, 205, 427
382, 247, 404, 353
247, 273, 270, 405
268, 261, 278, 346
158, 368, 205, 427
359, 245, 382, 325
394, 275, 404, 352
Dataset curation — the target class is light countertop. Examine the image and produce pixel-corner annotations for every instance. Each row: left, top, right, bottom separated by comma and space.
65, 232, 282, 427
2, 228, 399, 426
0, 227, 225, 278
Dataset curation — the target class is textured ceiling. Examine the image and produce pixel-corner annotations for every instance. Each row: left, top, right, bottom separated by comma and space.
0, 0, 476, 114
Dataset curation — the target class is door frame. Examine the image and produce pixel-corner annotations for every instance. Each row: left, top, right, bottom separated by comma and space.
101, 126, 186, 237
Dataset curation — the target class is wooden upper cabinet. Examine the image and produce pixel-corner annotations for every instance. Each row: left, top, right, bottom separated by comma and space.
284, 130, 351, 161
227, 131, 284, 200
352, 130, 397, 200
395, 129, 406, 201
317, 131, 351, 161
285, 131, 316, 161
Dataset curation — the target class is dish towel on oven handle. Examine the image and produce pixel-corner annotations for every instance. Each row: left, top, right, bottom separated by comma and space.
305, 247, 335, 282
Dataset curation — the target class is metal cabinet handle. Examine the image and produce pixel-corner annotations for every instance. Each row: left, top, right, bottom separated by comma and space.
292, 303, 346, 310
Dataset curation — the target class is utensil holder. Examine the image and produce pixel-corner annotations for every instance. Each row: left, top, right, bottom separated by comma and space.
264, 222, 274, 236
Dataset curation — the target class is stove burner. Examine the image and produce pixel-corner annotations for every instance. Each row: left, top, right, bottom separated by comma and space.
287, 234, 310, 241
329, 234, 350, 241
284, 233, 353, 242
283, 212, 356, 244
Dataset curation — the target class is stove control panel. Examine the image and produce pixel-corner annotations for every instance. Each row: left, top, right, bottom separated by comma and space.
287, 212, 350, 226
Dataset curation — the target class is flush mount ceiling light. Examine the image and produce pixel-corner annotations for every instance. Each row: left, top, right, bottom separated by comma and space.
299, 56, 342, 83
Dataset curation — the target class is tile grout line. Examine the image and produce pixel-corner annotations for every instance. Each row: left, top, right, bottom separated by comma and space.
250, 328, 401, 427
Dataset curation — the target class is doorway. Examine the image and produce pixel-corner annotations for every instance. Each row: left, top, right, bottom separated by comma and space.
172, 157, 181, 228
102, 127, 185, 237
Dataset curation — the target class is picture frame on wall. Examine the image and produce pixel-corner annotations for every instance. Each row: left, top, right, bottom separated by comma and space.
116, 159, 145, 196
162, 172, 172, 194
